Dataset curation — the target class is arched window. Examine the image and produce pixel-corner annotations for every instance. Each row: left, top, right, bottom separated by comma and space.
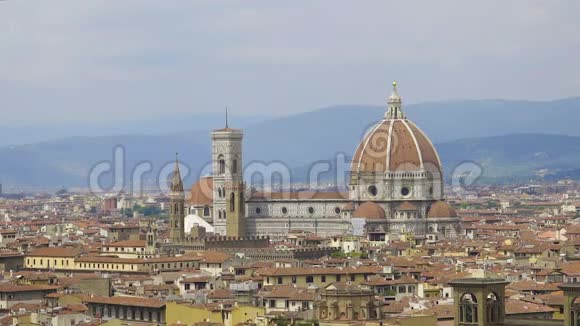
218, 155, 225, 175
230, 193, 235, 212
459, 293, 478, 324
487, 292, 500, 323
203, 206, 210, 216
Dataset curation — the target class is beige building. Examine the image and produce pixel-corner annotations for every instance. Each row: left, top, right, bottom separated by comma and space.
314, 282, 382, 321
259, 266, 381, 288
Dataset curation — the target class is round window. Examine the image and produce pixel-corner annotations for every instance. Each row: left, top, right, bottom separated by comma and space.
368, 185, 378, 197
308, 207, 315, 214
281, 207, 288, 215
401, 187, 410, 197
255, 207, 261, 214
334, 207, 341, 215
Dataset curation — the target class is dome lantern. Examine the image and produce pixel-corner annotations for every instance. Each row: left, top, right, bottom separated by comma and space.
385, 81, 405, 120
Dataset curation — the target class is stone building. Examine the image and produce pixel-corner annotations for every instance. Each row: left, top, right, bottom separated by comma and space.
449, 278, 510, 326
314, 282, 382, 321
186, 83, 460, 240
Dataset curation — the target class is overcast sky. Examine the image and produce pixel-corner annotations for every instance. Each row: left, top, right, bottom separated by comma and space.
1, 0, 579, 126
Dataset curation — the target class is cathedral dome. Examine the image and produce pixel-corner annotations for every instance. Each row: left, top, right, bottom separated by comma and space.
353, 202, 386, 219
427, 200, 458, 219
396, 201, 417, 211
351, 82, 441, 174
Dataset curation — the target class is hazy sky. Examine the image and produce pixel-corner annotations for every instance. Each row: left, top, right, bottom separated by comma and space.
1, 1, 579, 126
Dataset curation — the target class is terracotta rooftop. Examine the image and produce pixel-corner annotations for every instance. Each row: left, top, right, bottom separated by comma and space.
189, 177, 214, 206
0, 283, 60, 293
353, 202, 386, 219
27, 247, 83, 258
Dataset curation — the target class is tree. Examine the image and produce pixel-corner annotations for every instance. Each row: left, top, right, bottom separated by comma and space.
272, 316, 290, 326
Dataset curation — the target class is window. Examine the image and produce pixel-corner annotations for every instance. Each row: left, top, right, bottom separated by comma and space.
203, 206, 210, 216
308, 207, 314, 214
350, 274, 355, 281
321, 275, 326, 282
401, 187, 410, 197
230, 193, 235, 212
277, 277, 283, 285
459, 293, 478, 324
232, 159, 238, 174
281, 207, 288, 215
368, 185, 378, 197
336, 275, 341, 282
218, 155, 225, 175
256, 207, 261, 214
306, 276, 314, 283
334, 207, 341, 215
292, 276, 297, 284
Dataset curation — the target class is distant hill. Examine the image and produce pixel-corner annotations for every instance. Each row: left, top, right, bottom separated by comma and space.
3, 97, 580, 147
437, 133, 580, 183
2, 97, 580, 189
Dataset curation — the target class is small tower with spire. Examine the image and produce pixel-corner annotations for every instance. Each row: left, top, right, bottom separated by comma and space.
145, 219, 158, 256
385, 81, 406, 120
169, 154, 185, 243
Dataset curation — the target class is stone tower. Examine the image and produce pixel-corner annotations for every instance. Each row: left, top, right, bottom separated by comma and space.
211, 114, 245, 237
145, 220, 157, 255
169, 156, 185, 243
449, 278, 509, 326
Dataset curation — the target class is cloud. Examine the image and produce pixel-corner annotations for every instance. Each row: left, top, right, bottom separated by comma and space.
0, 0, 579, 125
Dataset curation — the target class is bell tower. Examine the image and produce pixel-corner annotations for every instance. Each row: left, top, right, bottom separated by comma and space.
212, 111, 245, 237
169, 155, 185, 243
145, 219, 157, 256
449, 278, 509, 326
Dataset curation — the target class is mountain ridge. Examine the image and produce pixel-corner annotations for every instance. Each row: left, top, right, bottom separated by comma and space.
2, 97, 580, 189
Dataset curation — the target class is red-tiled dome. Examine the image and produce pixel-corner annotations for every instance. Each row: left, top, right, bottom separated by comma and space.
353, 202, 386, 219
396, 201, 417, 211
351, 83, 441, 175
427, 201, 458, 218
351, 119, 441, 174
